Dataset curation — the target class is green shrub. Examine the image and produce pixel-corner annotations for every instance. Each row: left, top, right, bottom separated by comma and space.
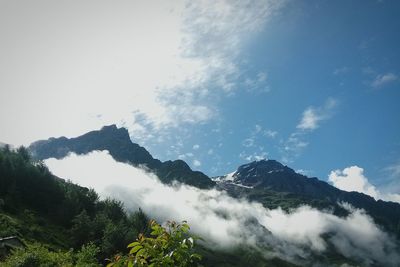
75, 242, 101, 267
0, 243, 73, 267
107, 220, 202, 267
1, 242, 101, 267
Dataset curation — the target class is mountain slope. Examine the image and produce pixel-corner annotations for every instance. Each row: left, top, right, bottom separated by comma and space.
215, 160, 400, 236
29, 125, 215, 189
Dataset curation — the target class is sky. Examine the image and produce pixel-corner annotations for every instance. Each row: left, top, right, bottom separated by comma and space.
1, 0, 400, 198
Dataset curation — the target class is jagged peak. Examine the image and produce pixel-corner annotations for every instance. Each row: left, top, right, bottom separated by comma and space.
100, 124, 118, 130
95, 124, 131, 141
99, 124, 129, 135
237, 159, 288, 173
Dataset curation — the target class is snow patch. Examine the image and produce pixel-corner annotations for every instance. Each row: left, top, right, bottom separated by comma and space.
231, 182, 254, 189
268, 169, 284, 173
212, 171, 236, 182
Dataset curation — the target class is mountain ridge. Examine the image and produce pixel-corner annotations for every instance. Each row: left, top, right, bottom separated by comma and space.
215, 159, 400, 235
28, 125, 400, 236
29, 125, 215, 189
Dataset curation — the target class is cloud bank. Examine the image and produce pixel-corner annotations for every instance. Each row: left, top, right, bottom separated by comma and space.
45, 151, 400, 266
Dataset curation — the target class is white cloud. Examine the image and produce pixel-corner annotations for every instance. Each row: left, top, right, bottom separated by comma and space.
242, 138, 255, 148
279, 133, 309, 163
264, 130, 278, 138
242, 71, 270, 92
297, 98, 337, 131
371, 73, 398, 88
297, 108, 321, 131
45, 151, 400, 266
257, 72, 267, 82
240, 151, 268, 161
0, 0, 285, 146
239, 125, 277, 163
333, 66, 349, 75
329, 166, 400, 203
328, 166, 380, 199
193, 159, 202, 167
280, 98, 337, 162
242, 124, 278, 150
255, 124, 262, 133
193, 144, 200, 150
178, 152, 195, 160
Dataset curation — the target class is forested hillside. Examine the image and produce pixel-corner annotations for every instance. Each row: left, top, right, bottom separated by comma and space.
0, 146, 150, 265
0, 146, 295, 266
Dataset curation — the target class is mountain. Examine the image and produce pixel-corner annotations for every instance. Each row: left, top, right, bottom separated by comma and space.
0, 146, 296, 267
214, 160, 400, 235
29, 125, 214, 189
29, 126, 400, 235
21, 125, 400, 266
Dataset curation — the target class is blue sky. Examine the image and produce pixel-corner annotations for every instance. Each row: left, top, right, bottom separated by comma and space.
144, 0, 400, 192
147, 1, 400, 183
0, 0, 399, 198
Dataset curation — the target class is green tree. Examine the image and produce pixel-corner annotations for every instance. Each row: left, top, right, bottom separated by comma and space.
1, 243, 74, 267
71, 210, 93, 247
101, 221, 127, 256
128, 208, 150, 237
75, 242, 101, 267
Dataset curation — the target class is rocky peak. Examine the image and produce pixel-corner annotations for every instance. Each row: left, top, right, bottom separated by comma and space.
236, 160, 288, 174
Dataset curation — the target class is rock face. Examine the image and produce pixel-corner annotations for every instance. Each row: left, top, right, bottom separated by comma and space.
29, 125, 215, 189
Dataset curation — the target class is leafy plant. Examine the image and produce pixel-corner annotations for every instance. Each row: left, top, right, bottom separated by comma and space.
107, 220, 202, 267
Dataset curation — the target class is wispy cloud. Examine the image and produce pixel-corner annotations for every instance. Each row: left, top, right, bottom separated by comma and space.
239, 151, 268, 161
264, 130, 278, 138
280, 98, 337, 163
239, 124, 277, 162
333, 66, 349, 75
193, 159, 202, 167
297, 98, 337, 131
280, 133, 309, 163
380, 160, 400, 201
242, 138, 255, 148
0, 0, 285, 146
242, 71, 270, 92
384, 161, 400, 178
370, 72, 398, 88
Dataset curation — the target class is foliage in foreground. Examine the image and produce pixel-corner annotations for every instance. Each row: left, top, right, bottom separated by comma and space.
0, 242, 100, 267
108, 220, 202, 267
